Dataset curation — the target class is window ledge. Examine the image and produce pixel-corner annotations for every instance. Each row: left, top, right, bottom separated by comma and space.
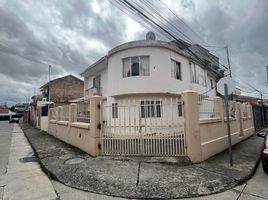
70, 122, 90, 129
243, 117, 252, 120
57, 121, 69, 126
224, 117, 236, 122
200, 117, 221, 124
49, 120, 56, 124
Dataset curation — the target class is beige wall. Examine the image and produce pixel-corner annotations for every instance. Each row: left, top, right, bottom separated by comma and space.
47, 96, 101, 157
47, 91, 254, 163
182, 91, 255, 163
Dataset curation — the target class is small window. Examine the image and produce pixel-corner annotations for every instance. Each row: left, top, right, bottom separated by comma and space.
93, 75, 101, 89
171, 60, 181, 80
210, 79, 213, 89
178, 102, 182, 117
141, 100, 162, 118
190, 62, 207, 86
123, 56, 149, 77
131, 57, 140, 76
112, 103, 118, 119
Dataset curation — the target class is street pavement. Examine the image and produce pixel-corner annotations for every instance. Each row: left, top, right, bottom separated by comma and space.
0, 121, 57, 200
21, 123, 264, 199
51, 163, 268, 200
1, 121, 267, 200
0, 121, 13, 200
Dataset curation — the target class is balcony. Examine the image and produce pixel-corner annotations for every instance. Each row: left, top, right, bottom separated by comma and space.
85, 87, 102, 97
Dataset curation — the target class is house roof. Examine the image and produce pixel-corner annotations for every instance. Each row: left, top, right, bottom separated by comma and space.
80, 56, 107, 77
40, 74, 83, 89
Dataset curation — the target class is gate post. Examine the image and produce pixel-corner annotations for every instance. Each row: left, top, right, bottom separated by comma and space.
236, 102, 243, 136
182, 90, 202, 163
69, 103, 77, 123
89, 95, 102, 157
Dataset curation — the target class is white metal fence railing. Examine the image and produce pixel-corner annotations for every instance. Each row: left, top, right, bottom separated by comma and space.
199, 96, 220, 118
61, 105, 69, 121
101, 97, 185, 156
77, 101, 90, 123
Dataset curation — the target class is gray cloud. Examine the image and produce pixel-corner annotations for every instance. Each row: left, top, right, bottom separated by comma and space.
184, 0, 268, 96
0, 0, 128, 105
0, 0, 267, 105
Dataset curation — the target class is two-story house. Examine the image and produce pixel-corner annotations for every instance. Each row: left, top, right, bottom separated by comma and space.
79, 34, 223, 151
81, 33, 222, 115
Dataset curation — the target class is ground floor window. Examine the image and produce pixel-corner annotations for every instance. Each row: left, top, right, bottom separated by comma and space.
112, 103, 118, 118
141, 100, 162, 118
178, 102, 182, 117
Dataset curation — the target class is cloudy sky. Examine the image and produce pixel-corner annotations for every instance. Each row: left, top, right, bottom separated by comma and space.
0, 0, 267, 105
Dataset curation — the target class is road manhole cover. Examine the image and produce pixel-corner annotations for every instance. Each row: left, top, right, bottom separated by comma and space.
65, 158, 85, 164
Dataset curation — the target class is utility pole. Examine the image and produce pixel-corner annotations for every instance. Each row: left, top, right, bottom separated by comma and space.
48, 65, 51, 102
225, 46, 232, 78
266, 65, 268, 86
257, 90, 265, 127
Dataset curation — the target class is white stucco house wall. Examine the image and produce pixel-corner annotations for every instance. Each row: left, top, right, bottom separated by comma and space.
81, 33, 222, 103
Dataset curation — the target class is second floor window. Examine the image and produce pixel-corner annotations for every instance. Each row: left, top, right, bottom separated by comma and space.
191, 62, 207, 86
171, 59, 181, 80
93, 75, 101, 89
123, 56, 149, 77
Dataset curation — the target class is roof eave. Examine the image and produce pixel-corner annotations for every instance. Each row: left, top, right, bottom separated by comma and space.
80, 56, 107, 77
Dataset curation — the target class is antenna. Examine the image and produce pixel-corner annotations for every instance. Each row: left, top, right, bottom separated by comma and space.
146, 31, 156, 40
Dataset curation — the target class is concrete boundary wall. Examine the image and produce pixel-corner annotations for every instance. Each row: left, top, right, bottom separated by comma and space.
47, 96, 101, 157
182, 91, 254, 163
47, 91, 254, 163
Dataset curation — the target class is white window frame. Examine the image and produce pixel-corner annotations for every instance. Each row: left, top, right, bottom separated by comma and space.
93, 75, 101, 89
141, 100, 162, 118
123, 56, 150, 78
171, 59, 182, 80
112, 103, 118, 119
191, 62, 207, 86
178, 101, 182, 117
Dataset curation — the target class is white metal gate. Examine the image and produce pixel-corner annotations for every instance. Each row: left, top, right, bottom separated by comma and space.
101, 97, 186, 156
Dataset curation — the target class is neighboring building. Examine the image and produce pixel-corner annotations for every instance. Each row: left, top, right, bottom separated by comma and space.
0, 104, 9, 114
233, 94, 260, 104
40, 74, 84, 106
81, 33, 223, 121
232, 87, 260, 104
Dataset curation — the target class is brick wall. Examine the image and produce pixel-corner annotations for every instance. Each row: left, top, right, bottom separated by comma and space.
50, 76, 84, 102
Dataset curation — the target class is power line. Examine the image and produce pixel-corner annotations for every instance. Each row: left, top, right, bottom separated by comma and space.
110, 0, 230, 77
121, 0, 224, 75
139, 0, 194, 44
157, 0, 206, 44
111, 0, 171, 41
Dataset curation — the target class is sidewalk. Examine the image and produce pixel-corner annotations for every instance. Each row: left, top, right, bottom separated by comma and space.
2, 123, 57, 200
20, 123, 264, 199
